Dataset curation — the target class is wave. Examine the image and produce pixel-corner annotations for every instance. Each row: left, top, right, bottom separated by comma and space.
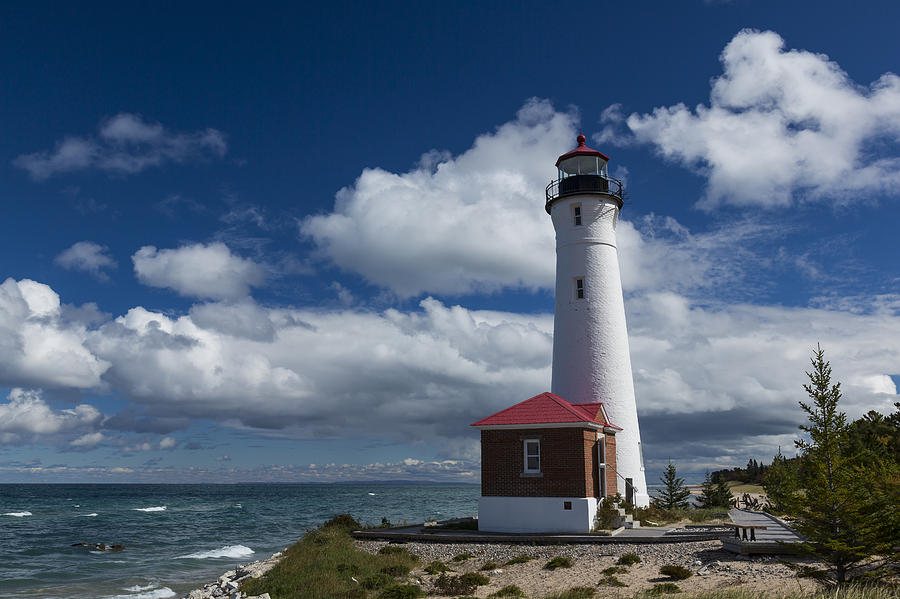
79, 513, 99, 517
107, 586, 175, 599
177, 544, 254, 559
132, 506, 166, 512
3, 511, 32, 517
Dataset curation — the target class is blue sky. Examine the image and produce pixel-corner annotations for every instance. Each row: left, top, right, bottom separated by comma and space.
1, 1, 899, 484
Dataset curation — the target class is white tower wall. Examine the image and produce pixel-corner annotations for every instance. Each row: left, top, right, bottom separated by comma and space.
549, 194, 649, 507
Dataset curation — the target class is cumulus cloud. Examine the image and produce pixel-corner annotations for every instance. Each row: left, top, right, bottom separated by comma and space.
302, 98, 571, 297
13, 113, 227, 179
70, 432, 105, 448
55, 241, 117, 280
599, 30, 900, 208
132, 242, 266, 300
0, 389, 102, 443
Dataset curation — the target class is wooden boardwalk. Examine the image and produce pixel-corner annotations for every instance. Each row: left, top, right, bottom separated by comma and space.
723, 509, 804, 555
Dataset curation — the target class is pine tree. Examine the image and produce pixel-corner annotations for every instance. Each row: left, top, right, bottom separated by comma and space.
651, 461, 691, 510
761, 447, 797, 514
698, 470, 733, 509
787, 344, 899, 583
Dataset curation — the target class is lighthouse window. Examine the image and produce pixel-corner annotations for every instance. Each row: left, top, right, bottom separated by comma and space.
575, 277, 585, 300
524, 439, 540, 472
573, 205, 582, 226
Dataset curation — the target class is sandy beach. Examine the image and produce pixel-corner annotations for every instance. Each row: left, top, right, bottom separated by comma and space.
356, 539, 823, 597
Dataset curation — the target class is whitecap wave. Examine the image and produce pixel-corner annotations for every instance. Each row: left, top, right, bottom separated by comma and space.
3, 511, 32, 517
125, 583, 156, 592
132, 506, 166, 512
79, 513, 99, 517
177, 544, 254, 559
107, 586, 175, 599
368, 492, 376, 496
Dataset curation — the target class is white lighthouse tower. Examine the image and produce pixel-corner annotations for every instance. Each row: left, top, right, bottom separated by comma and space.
546, 135, 649, 507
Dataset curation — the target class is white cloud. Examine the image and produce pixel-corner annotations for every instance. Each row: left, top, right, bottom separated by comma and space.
302, 98, 572, 298
159, 436, 176, 449
55, 241, 117, 280
599, 30, 900, 208
70, 432, 105, 447
132, 242, 266, 300
0, 389, 101, 442
13, 113, 227, 179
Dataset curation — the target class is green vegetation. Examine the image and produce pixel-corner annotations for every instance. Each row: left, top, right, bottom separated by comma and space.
480, 560, 501, 570
375, 584, 424, 599
617, 552, 641, 566
423, 560, 452, 574
601, 566, 627, 575
379, 564, 411, 577
697, 470, 733, 509
652, 461, 692, 510
241, 514, 419, 599
543, 556, 573, 570
647, 583, 682, 595
761, 345, 900, 584
598, 573, 627, 587
543, 586, 596, 599
593, 496, 621, 530
488, 585, 526, 598
450, 552, 474, 562
504, 554, 534, 565
659, 565, 693, 580
432, 572, 490, 596
655, 590, 899, 599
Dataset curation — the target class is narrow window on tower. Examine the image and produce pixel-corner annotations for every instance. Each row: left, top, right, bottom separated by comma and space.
574, 277, 585, 300
573, 204, 582, 226
523, 439, 540, 473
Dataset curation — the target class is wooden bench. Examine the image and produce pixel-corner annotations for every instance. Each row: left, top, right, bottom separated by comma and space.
723, 523, 767, 541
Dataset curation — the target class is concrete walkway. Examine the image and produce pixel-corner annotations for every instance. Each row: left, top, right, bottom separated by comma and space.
723, 509, 804, 555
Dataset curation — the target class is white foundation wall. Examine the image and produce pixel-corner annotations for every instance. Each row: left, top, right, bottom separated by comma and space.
549, 194, 649, 507
478, 496, 598, 533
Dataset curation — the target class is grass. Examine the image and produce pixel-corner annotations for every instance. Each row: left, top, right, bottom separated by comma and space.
241, 515, 419, 599
544, 556, 574, 570
659, 565, 693, 580
727, 482, 765, 494
602, 566, 627, 575
376, 584, 425, 599
505, 554, 535, 565
480, 560, 501, 571
450, 552, 474, 562
432, 572, 490, 596
488, 585, 526, 598
423, 560, 453, 574
598, 574, 627, 587
544, 586, 596, 599
647, 583, 682, 595
661, 589, 900, 599
617, 552, 641, 566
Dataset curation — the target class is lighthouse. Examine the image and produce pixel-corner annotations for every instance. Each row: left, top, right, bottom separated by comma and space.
546, 135, 649, 508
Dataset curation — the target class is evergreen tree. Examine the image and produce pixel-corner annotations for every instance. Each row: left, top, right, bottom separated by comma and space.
651, 461, 691, 510
699, 470, 733, 509
761, 447, 797, 514
787, 345, 899, 583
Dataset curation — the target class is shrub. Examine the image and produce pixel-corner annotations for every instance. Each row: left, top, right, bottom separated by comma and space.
647, 583, 681, 595
380, 564, 411, 577
659, 565, 692, 580
337, 563, 361, 574
544, 587, 596, 599
594, 497, 620, 530
424, 560, 452, 574
324, 514, 362, 530
361, 574, 394, 590
345, 589, 368, 599
480, 561, 501, 571
488, 585, 526, 598
544, 556, 573, 570
601, 566, 626, 576
432, 572, 489, 596
505, 554, 534, 565
450, 552, 474, 562
459, 572, 490, 586
598, 574, 626, 587
617, 552, 641, 566
376, 584, 425, 599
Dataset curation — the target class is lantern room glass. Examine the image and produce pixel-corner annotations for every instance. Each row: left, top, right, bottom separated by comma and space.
558, 155, 608, 179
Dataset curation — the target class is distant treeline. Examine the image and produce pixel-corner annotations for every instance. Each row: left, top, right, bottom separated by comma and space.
711, 404, 900, 485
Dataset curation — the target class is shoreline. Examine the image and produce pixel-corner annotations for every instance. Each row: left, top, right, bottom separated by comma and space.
177, 550, 283, 599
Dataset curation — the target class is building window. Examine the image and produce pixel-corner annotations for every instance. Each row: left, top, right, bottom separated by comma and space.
573, 205, 582, 226
574, 277, 585, 300
598, 436, 607, 497
523, 439, 540, 473
563, 501, 572, 510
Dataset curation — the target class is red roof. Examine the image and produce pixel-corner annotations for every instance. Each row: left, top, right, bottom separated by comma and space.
555, 134, 611, 167
471, 392, 621, 429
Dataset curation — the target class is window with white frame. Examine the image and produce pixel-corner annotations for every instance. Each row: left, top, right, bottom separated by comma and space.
574, 277, 585, 300
573, 204, 582, 226
598, 435, 607, 497
523, 439, 540, 473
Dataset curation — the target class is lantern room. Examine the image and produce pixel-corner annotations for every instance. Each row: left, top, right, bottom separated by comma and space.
545, 134, 624, 213
556, 134, 609, 179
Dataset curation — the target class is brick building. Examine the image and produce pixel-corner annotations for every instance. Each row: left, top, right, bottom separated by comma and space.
471, 392, 619, 533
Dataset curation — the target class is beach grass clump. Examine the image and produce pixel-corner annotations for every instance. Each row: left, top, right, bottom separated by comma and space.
378, 546, 419, 561
686, 509, 729, 523
505, 554, 535, 565
480, 560, 501, 571
376, 584, 425, 599
659, 565, 692, 580
544, 586, 596, 599
543, 556, 573, 570
488, 585, 526, 598
675, 589, 900, 599
616, 552, 641, 566
450, 552, 474, 562
601, 566, 627, 576
432, 572, 490, 596
598, 574, 627, 587
241, 517, 420, 599
647, 583, 681, 595
424, 560, 453, 574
